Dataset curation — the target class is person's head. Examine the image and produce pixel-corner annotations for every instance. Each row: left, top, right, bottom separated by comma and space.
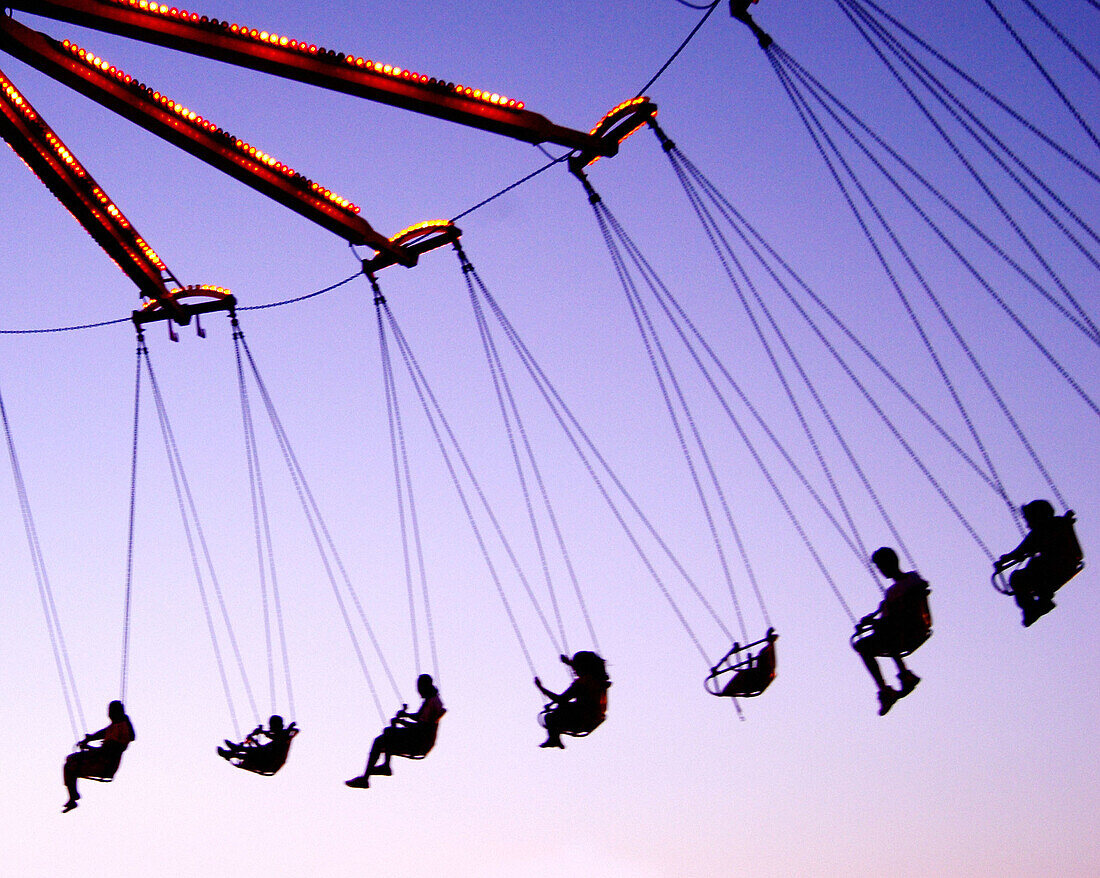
871, 547, 901, 578
269, 715, 284, 731
569, 651, 608, 681
107, 700, 126, 722
417, 674, 437, 698
1022, 499, 1055, 528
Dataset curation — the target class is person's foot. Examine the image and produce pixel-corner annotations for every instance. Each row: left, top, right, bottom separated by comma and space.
370, 765, 392, 776
897, 671, 921, 697
539, 738, 565, 749
345, 776, 370, 789
62, 800, 78, 813
878, 686, 900, 716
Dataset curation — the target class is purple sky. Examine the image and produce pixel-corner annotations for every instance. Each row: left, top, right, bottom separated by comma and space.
1, 1, 1097, 875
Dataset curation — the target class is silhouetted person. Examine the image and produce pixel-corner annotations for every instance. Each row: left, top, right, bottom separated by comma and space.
346, 674, 444, 789
218, 714, 298, 775
852, 548, 931, 716
535, 651, 610, 748
996, 500, 1084, 627
731, 0, 773, 48
63, 700, 135, 812
720, 628, 778, 697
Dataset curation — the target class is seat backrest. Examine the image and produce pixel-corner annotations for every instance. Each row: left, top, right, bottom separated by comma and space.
1051, 513, 1084, 568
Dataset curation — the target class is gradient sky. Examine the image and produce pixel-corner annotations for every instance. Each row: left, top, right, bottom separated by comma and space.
1, 1, 1097, 876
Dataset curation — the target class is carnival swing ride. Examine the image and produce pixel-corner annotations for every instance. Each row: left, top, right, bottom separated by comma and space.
0, 0, 1095, 806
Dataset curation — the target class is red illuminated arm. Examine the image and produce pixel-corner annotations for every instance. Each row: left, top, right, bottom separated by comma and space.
0, 65, 186, 313
0, 15, 407, 261
6, 0, 613, 156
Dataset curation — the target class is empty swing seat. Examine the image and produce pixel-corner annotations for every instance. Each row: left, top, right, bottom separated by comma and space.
705, 628, 778, 698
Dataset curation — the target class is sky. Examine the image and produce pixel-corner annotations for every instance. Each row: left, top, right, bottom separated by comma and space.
1, 1, 1097, 875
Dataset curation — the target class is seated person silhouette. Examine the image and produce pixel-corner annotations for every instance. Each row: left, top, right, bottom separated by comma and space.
346, 674, 444, 789
218, 715, 298, 775
851, 548, 931, 716
996, 499, 1084, 627
63, 700, 135, 813
730, 0, 773, 48
720, 629, 778, 697
535, 651, 610, 749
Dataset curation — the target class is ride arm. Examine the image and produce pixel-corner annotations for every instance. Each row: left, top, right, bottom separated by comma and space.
0, 15, 408, 262
0, 65, 187, 313
6, 0, 613, 155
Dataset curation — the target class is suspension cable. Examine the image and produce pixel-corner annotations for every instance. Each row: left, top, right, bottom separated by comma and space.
777, 47, 1100, 348
663, 138, 911, 573
140, 335, 257, 739
841, 0, 1100, 343
0, 380, 86, 738
457, 244, 603, 655
583, 188, 859, 619
592, 193, 746, 637
779, 37, 1085, 507
855, 0, 1099, 185
233, 324, 294, 718
679, 144, 1003, 497
464, 260, 572, 652
119, 337, 140, 706
475, 274, 726, 654
375, 286, 439, 680
771, 49, 1024, 543
379, 299, 543, 677
235, 321, 401, 721
773, 51, 1086, 508
1019, 0, 1100, 87
980, 0, 1100, 153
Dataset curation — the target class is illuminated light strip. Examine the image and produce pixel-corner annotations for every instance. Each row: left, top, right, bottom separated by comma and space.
135, 282, 232, 313
60, 38, 364, 216
574, 96, 658, 170
0, 70, 167, 271
105, 0, 525, 110
388, 218, 456, 245
588, 96, 656, 138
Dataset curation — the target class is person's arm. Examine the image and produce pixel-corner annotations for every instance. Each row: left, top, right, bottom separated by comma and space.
998, 531, 1038, 567
79, 725, 110, 747
534, 677, 561, 702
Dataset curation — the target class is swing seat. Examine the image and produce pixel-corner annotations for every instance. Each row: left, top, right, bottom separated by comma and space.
993, 557, 1084, 596
705, 628, 778, 698
221, 726, 297, 776
68, 743, 122, 782
537, 705, 605, 738
851, 591, 931, 658
390, 741, 433, 761
993, 512, 1085, 596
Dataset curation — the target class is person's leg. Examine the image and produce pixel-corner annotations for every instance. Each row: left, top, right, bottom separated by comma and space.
365, 732, 387, 774
856, 633, 900, 715
540, 709, 565, 748
891, 655, 920, 695
856, 639, 888, 690
63, 754, 81, 810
